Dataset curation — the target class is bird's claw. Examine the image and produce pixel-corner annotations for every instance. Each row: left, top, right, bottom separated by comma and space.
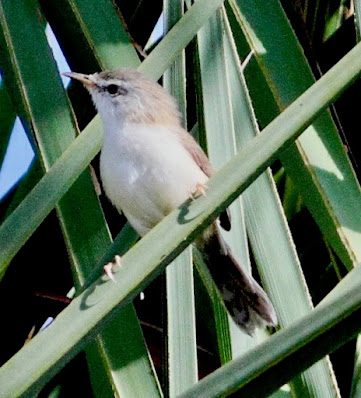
189, 182, 207, 200
103, 255, 122, 283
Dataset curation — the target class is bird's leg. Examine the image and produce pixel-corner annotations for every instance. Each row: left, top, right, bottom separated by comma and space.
189, 182, 208, 200
103, 255, 122, 282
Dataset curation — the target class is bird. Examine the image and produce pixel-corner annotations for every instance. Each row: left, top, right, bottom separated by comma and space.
64, 68, 278, 335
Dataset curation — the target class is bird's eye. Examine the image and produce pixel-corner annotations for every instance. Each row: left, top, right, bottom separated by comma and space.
105, 84, 128, 96
106, 84, 119, 95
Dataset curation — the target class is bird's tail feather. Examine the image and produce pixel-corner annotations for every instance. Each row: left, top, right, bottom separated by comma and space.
197, 228, 277, 335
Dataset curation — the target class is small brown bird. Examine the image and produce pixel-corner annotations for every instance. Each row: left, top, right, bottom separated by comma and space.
65, 68, 277, 335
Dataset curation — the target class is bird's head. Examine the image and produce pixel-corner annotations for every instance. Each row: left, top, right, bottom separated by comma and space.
64, 68, 181, 126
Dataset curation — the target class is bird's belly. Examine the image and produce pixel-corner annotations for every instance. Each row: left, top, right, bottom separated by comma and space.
100, 129, 207, 236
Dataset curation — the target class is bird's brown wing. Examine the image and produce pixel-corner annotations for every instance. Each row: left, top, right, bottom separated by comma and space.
178, 128, 231, 231
178, 127, 215, 177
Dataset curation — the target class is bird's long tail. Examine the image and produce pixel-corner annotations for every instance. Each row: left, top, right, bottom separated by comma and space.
197, 226, 278, 335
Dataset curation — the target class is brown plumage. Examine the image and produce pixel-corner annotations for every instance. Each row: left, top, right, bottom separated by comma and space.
66, 67, 278, 334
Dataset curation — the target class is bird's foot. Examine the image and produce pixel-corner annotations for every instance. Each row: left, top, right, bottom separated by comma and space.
103, 255, 122, 282
189, 182, 207, 200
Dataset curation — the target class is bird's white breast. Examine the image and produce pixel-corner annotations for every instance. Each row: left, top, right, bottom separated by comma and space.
100, 121, 208, 236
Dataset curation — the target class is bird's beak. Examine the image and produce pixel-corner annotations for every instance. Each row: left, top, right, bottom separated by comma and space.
63, 72, 96, 87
